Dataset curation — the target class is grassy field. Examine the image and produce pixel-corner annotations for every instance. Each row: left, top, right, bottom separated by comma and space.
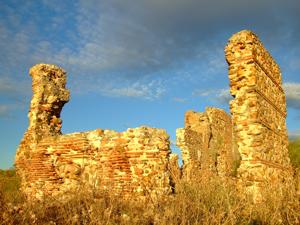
1, 140, 300, 225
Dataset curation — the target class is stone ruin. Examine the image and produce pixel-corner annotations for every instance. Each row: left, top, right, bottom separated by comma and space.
15, 30, 293, 200
176, 107, 238, 180
225, 30, 293, 196
15, 64, 172, 199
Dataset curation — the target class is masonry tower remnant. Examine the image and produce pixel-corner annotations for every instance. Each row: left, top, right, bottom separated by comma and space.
24, 64, 69, 142
225, 30, 293, 197
15, 64, 173, 199
15, 64, 70, 193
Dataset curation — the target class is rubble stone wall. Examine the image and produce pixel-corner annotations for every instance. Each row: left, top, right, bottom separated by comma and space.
225, 30, 293, 196
15, 64, 172, 199
176, 107, 236, 180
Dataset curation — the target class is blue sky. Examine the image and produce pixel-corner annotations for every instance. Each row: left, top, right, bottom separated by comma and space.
1, 0, 300, 169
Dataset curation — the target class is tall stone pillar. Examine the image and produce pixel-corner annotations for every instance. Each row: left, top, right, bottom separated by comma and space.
15, 64, 70, 195
225, 30, 293, 199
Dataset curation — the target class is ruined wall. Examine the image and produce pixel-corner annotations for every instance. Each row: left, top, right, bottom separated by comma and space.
16, 30, 295, 200
176, 107, 236, 180
225, 30, 293, 197
15, 64, 172, 199
18, 127, 171, 199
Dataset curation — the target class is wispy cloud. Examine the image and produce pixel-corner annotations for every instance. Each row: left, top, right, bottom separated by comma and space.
0, 77, 29, 95
102, 81, 165, 100
0, 76, 29, 118
193, 88, 232, 104
172, 97, 187, 103
193, 82, 300, 110
192, 82, 300, 111
1, 0, 300, 101
0, 105, 10, 117
0, 103, 25, 118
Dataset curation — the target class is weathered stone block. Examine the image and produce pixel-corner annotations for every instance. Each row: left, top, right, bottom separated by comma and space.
176, 107, 236, 180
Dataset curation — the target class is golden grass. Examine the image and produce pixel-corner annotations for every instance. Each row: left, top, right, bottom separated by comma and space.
1, 170, 300, 225
0, 169, 22, 205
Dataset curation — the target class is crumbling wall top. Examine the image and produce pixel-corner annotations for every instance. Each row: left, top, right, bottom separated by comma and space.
29, 64, 69, 105
225, 30, 283, 97
28, 64, 70, 139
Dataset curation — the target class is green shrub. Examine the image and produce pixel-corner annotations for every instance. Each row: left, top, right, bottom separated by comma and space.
289, 138, 300, 168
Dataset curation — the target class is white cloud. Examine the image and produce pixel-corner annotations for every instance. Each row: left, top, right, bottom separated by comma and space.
193, 88, 232, 104
217, 89, 232, 103
193, 83, 300, 110
102, 80, 165, 100
1, 0, 300, 103
0, 77, 29, 118
0, 77, 28, 94
193, 82, 300, 109
288, 130, 300, 140
0, 77, 15, 93
0, 105, 10, 116
193, 89, 214, 97
283, 82, 300, 109
0, 103, 24, 118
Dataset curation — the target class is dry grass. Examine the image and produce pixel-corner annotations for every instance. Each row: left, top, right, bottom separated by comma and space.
1, 170, 300, 225
0, 169, 23, 205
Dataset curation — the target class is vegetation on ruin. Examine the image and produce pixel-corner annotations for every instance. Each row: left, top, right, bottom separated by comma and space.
1, 167, 300, 225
